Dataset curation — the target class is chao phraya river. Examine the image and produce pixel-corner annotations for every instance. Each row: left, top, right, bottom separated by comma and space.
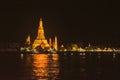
0, 52, 120, 80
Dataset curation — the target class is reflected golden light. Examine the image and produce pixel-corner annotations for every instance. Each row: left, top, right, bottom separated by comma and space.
32, 54, 48, 77
31, 54, 59, 80
52, 54, 59, 61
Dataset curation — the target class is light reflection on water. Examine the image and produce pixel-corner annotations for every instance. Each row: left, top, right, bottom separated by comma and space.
7, 52, 120, 80
32, 54, 59, 80
22, 54, 59, 80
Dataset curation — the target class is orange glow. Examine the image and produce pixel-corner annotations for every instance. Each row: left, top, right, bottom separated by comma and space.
32, 54, 48, 77
26, 35, 30, 45
52, 54, 59, 61
31, 54, 59, 79
49, 38, 52, 47
32, 18, 49, 48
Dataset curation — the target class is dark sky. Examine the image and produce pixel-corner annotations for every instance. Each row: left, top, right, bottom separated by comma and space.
0, 0, 120, 47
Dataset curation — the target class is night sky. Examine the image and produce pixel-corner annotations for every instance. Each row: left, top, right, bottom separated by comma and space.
0, 0, 120, 47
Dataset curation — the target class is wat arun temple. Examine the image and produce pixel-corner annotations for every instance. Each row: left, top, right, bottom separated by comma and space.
21, 18, 115, 53
23, 18, 58, 53
32, 18, 50, 49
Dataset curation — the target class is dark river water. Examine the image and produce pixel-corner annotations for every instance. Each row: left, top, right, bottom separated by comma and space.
0, 52, 120, 80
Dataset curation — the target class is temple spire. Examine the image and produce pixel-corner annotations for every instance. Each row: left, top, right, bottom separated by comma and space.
32, 18, 49, 48
37, 18, 45, 39
39, 18, 43, 29
54, 36, 58, 50
26, 35, 30, 45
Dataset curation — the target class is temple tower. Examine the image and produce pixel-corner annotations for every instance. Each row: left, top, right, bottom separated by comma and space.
49, 37, 52, 47
54, 36, 58, 50
26, 35, 31, 45
32, 18, 49, 49
53, 36, 58, 50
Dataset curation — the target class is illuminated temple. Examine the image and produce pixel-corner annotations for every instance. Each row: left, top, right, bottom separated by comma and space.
26, 18, 58, 50
23, 18, 115, 53
32, 18, 49, 49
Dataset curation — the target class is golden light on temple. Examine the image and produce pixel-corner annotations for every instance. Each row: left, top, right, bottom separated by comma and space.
49, 37, 52, 47
54, 36, 58, 50
26, 35, 30, 45
107, 48, 113, 52
96, 48, 102, 52
32, 18, 49, 49
23, 18, 58, 52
